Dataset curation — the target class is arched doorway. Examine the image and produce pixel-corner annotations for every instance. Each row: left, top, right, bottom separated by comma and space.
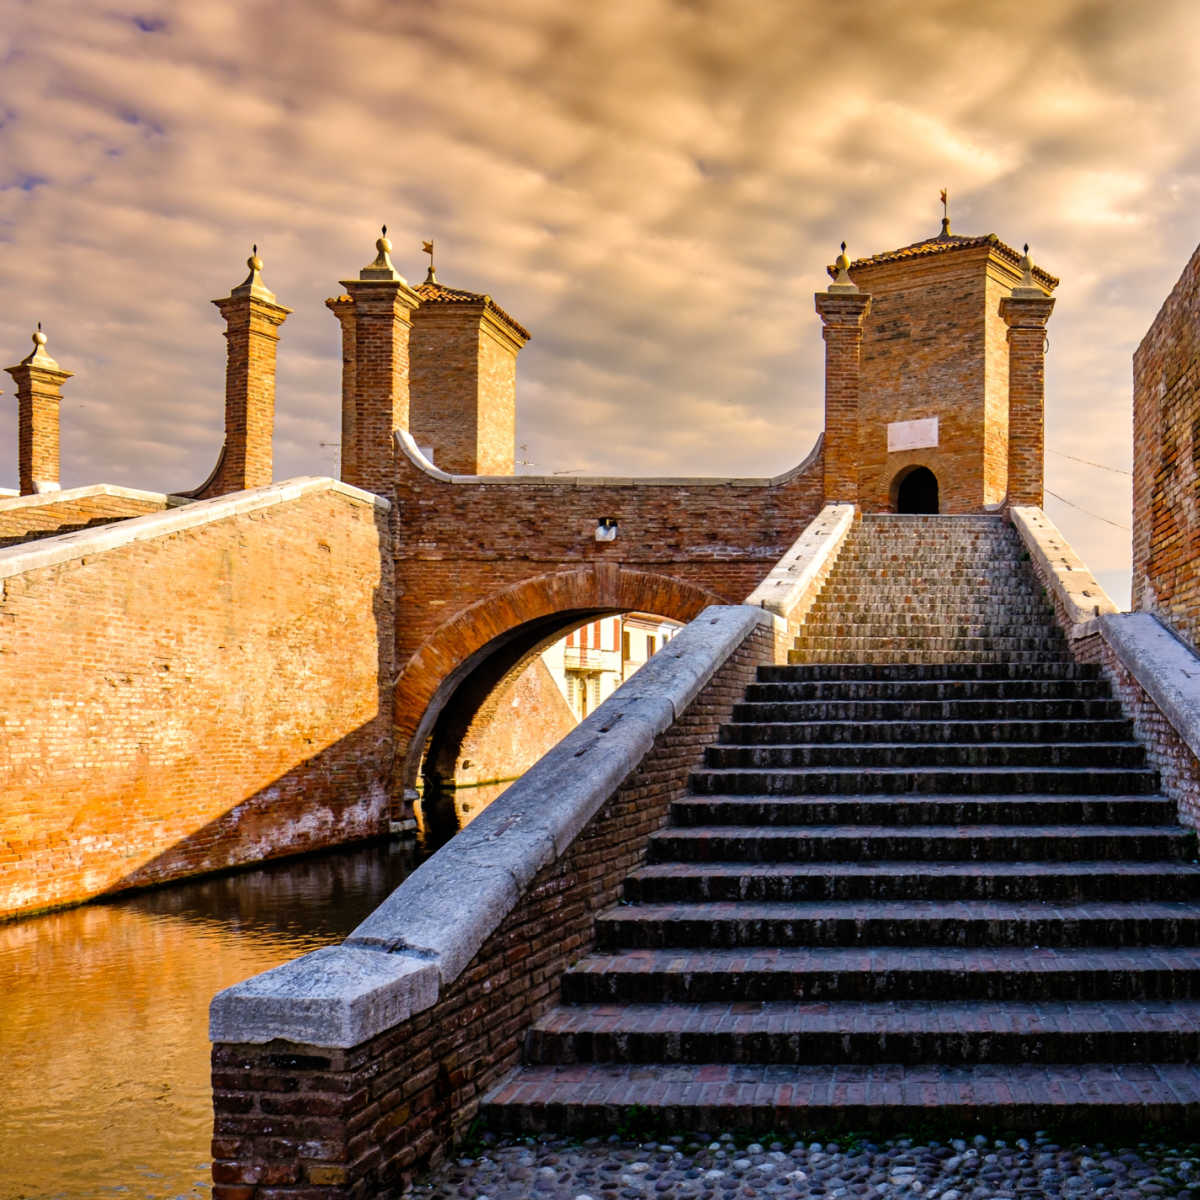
894, 466, 939, 514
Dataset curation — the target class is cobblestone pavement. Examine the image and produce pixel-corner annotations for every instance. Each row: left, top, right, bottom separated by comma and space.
409, 1130, 1200, 1198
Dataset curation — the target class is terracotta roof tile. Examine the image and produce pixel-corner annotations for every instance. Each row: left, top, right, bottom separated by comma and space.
414, 280, 530, 341
830, 229, 1059, 291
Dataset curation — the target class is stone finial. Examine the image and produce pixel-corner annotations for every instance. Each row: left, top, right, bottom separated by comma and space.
1011, 243, 1047, 299
18, 322, 63, 370
359, 225, 406, 283
229, 244, 278, 302
826, 242, 859, 294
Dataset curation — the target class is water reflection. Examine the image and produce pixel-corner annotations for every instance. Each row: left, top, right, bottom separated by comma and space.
0, 839, 421, 1200
415, 779, 514, 848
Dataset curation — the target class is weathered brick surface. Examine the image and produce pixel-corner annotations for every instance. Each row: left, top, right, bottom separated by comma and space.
210, 623, 774, 1198
847, 246, 1033, 512
0, 491, 172, 548
1133, 242, 1200, 651
409, 293, 526, 476
0, 486, 394, 918
198, 290, 290, 498
5, 335, 71, 496
815, 292, 870, 504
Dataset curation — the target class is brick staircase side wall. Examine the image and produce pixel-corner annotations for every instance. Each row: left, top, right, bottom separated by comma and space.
209, 616, 775, 1199
0, 479, 394, 919
1013, 506, 1200, 831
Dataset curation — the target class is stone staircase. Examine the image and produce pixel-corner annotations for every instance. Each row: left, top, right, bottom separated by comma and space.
483, 514, 1200, 1134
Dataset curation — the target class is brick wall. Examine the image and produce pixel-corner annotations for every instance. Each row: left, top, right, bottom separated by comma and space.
1133, 242, 1200, 651
849, 247, 1025, 512
392, 444, 823, 670
0, 487, 175, 548
210, 620, 774, 1198
452, 657, 576, 789
0, 482, 393, 919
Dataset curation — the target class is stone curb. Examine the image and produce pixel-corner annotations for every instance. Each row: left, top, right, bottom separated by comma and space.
0, 476, 388, 582
209, 603, 772, 1048
744, 502, 855, 619
1100, 610, 1200, 765
0, 482, 188, 512
1010, 505, 1117, 632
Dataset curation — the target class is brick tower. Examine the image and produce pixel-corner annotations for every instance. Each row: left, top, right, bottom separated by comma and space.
819, 216, 1057, 514
408, 253, 530, 476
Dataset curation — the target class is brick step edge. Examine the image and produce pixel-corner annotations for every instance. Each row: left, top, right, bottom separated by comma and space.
480, 1062, 1200, 1136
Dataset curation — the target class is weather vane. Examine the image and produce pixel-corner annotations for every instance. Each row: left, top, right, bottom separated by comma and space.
422, 238, 436, 283
939, 188, 951, 236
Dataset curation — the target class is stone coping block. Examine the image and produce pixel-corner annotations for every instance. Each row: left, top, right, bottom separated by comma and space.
0, 482, 189, 513
1010, 505, 1117, 634
208, 945, 439, 1049
1100, 611, 1200, 765
0, 476, 388, 582
744, 502, 856, 619
396, 428, 823, 489
210, 603, 772, 1047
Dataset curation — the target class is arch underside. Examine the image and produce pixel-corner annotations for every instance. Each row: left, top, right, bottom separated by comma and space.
393, 565, 728, 797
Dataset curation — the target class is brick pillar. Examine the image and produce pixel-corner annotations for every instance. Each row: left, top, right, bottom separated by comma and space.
325, 295, 358, 483
5, 326, 72, 495
999, 247, 1055, 508
206, 249, 291, 496
341, 229, 421, 497
815, 248, 871, 505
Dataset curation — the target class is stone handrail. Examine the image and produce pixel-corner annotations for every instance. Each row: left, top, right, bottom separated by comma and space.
210, 603, 774, 1048
0, 476, 387, 582
0, 482, 187, 512
744, 501, 856, 623
1009, 505, 1117, 636
1099, 611, 1200, 765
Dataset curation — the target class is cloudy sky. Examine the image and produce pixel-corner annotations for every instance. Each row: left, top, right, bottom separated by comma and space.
4, 0, 1200, 604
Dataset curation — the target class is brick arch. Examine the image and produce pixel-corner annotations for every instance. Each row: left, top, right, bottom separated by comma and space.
393, 564, 726, 797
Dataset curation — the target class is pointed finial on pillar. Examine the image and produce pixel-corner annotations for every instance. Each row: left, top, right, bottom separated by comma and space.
826, 242, 859, 293
20, 321, 61, 368
360, 225, 405, 281
230, 243, 277, 302
1011, 243, 1047, 299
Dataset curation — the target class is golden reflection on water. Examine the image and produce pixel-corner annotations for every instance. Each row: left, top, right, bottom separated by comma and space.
0, 841, 419, 1200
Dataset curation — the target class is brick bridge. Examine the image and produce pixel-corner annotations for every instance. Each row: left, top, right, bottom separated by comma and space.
2, 221, 1055, 914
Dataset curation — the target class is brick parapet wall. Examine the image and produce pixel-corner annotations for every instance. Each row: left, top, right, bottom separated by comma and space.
0, 484, 182, 548
1133, 242, 1200, 651
1073, 627, 1200, 831
210, 613, 775, 1198
0, 478, 393, 919
391, 431, 824, 669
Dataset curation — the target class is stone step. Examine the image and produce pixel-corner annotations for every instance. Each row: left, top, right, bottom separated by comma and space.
794, 624, 1064, 641
593, 900, 1200, 950
787, 652, 1080, 672
732, 698, 1126, 722
791, 649, 1075, 665
669, 794, 1175, 827
562, 945, 1200, 1004
522, 1000, 1200, 1066
481, 1061, 1200, 1136
646, 825, 1191, 863
688, 765, 1161, 796
791, 636, 1067, 653
702, 742, 1147, 770
717, 718, 1135, 745
743, 679, 1113, 701
757, 662, 1102, 682
624, 859, 1200, 903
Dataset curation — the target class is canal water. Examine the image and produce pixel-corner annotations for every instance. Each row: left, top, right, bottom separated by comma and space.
0, 839, 425, 1200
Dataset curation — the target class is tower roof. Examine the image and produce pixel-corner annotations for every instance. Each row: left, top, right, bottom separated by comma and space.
413, 280, 531, 341
832, 225, 1059, 291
